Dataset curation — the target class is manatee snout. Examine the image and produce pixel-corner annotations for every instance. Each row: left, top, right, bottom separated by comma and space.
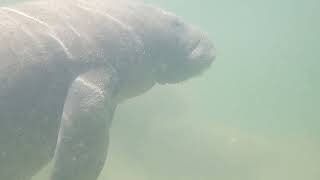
188, 32, 215, 71
155, 24, 216, 85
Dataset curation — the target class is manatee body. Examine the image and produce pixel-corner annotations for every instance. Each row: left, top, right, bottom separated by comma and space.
0, 0, 215, 179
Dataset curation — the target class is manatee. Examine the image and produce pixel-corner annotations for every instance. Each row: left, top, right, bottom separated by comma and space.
0, 0, 215, 179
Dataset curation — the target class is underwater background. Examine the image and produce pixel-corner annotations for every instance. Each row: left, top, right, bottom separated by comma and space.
1, 0, 319, 179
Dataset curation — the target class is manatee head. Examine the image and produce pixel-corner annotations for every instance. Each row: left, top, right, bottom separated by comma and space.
109, 2, 215, 101
130, 6, 216, 84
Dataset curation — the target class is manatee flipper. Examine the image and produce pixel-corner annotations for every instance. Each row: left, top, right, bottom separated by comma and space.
50, 70, 117, 180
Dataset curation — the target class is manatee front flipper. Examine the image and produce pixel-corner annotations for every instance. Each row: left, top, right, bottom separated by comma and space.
50, 70, 117, 180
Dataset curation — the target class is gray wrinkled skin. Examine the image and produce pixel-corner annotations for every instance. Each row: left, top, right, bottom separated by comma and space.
0, 0, 215, 179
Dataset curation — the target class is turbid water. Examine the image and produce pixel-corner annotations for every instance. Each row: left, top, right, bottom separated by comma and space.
0, 0, 319, 180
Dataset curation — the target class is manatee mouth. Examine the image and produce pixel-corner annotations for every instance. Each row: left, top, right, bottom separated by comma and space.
182, 34, 215, 80
189, 35, 215, 65
155, 32, 215, 85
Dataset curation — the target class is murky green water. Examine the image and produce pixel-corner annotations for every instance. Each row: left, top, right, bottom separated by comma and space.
1, 0, 319, 179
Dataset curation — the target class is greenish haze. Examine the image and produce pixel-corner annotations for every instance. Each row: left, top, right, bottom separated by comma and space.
1, 0, 319, 179
104, 1, 320, 179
